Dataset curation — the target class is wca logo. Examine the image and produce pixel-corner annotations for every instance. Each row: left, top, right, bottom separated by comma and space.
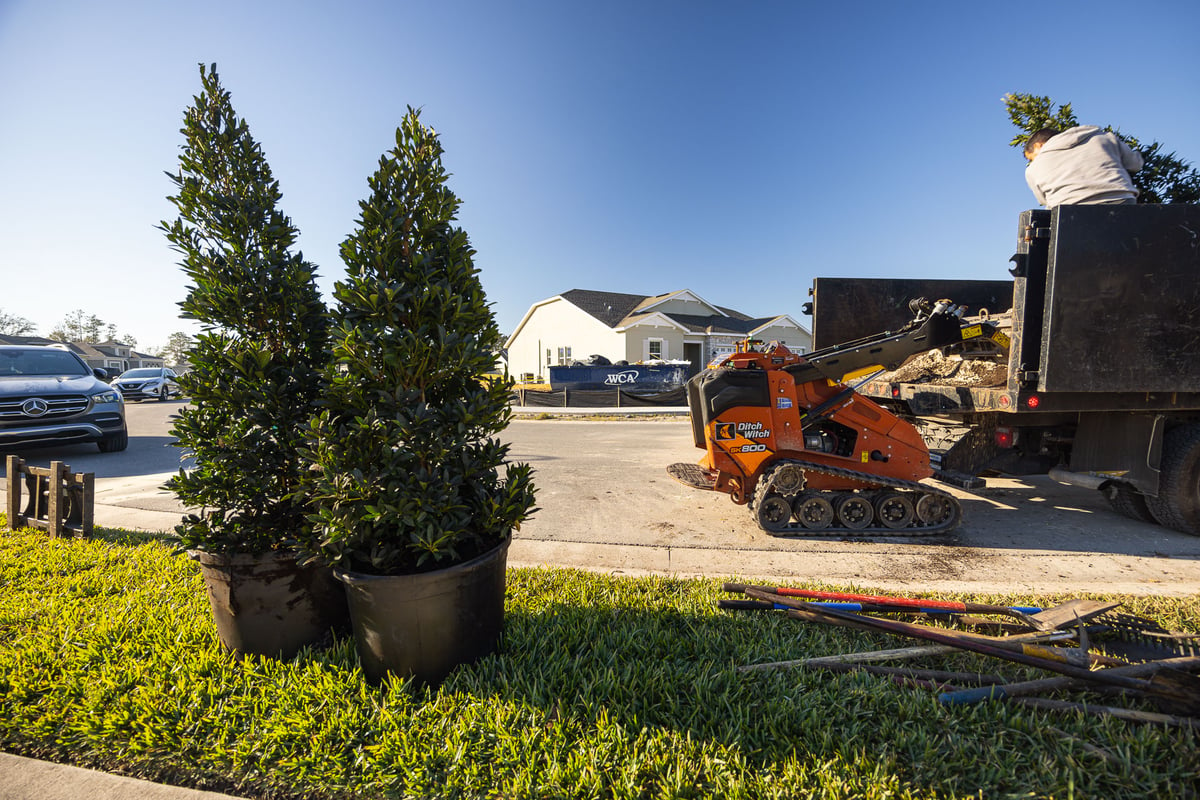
604, 370, 639, 385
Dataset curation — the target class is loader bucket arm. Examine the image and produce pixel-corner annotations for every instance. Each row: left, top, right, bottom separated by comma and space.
797, 303, 967, 384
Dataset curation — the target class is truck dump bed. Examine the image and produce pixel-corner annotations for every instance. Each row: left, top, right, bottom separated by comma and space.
812, 205, 1200, 415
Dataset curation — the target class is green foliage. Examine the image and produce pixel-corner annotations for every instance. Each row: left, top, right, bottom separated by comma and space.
1004, 93, 1200, 204
304, 108, 535, 575
0, 308, 37, 336
48, 309, 132, 345
2, 529, 1198, 799
159, 64, 328, 554
1124, 139, 1200, 204
1002, 93, 1078, 150
154, 331, 194, 365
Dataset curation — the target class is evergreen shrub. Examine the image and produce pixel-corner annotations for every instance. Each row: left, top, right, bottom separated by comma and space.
304, 108, 535, 575
161, 64, 328, 554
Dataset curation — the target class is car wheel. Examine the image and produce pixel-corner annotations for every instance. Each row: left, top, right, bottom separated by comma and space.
158, 385, 169, 401
98, 428, 129, 453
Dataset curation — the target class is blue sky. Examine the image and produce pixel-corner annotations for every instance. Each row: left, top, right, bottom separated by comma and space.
2, 1, 1197, 353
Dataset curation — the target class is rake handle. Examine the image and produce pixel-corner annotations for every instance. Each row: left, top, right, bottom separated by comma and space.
940, 655, 1200, 704
757, 594, 1163, 695
724, 582, 1039, 615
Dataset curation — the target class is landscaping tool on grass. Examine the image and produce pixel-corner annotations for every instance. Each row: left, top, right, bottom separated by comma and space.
939, 655, 1200, 705
724, 582, 1048, 628
720, 597, 1040, 619
736, 630, 1080, 673
748, 590, 1200, 715
1089, 610, 1200, 662
727, 583, 1200, 725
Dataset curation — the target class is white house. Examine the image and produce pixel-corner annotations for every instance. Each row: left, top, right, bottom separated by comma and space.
67, 341, 164, 373
504, 289, 811, 381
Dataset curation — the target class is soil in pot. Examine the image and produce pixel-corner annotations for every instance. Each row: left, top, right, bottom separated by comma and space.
335, 538, 510, 684
192, 549, 350, 659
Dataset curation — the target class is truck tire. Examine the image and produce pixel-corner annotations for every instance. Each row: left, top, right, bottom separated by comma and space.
1103, 483, 1157, 525
1144, 424, 1200, 536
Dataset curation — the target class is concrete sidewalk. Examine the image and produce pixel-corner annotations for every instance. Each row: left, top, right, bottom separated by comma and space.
0, 753, 239, 800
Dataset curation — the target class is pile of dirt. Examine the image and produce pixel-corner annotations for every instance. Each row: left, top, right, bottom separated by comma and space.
882, 349, 1008, 387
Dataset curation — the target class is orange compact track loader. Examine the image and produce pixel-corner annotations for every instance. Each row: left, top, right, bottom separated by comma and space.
668, 300, 1001, 535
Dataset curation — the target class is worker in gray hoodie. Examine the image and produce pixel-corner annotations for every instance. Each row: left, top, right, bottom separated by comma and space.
1024, 125, 1143, 207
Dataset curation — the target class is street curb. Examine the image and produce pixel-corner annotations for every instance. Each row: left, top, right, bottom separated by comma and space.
509, 406, 689, 416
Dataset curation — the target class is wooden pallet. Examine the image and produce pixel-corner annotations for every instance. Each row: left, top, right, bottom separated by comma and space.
5, 455, 94, 537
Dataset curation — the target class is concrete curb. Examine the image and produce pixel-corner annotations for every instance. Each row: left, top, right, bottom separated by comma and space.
509, 406, 689, 415
0, 753, 241, 800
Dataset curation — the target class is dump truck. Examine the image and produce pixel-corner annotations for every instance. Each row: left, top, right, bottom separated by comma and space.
810, 204, 1200, 537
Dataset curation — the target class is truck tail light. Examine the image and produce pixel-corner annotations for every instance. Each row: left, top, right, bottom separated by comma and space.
995, 427, 1015, 448
1025, 394, 1041, 409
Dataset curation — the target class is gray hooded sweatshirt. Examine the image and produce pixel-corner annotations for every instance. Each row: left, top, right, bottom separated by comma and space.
1025, 125, 1143, 207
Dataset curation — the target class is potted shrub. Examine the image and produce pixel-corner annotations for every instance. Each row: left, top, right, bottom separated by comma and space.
304, 108, 536, 684
161, 64, 346, 658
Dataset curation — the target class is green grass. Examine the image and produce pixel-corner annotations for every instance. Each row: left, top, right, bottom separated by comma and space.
0, 521, 1197, 799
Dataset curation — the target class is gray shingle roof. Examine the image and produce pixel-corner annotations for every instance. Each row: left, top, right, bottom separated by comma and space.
559, 290, 650, 328
660, 313, 755, 334
558, 289, 793, 333
0, 334, 58, 346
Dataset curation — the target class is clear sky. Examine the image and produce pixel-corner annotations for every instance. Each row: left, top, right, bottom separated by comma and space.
2, 1, 1197, 353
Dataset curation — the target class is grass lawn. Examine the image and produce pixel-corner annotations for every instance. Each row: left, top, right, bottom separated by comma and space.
0, 521, 1197, 799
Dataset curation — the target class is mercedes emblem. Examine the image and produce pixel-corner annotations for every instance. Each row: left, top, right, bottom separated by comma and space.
21, 398, 50, 417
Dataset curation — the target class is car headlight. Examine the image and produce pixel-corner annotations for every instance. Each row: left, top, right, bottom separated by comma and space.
92, 390, 123, 405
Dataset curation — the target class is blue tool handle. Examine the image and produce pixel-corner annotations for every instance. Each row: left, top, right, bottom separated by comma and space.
808, 602, 1044, 615
939, 685, 1008, 704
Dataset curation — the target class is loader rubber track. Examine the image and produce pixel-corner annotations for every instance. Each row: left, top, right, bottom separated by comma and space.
749, 458, 962, 538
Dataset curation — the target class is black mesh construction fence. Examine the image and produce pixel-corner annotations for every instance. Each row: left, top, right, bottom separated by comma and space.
510, 387, 687, 408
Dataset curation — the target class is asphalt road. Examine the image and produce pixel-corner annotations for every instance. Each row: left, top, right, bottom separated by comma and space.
3, 406, 1200, 595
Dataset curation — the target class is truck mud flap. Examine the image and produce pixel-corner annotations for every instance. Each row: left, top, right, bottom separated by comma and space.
1069, 412, 1163, 496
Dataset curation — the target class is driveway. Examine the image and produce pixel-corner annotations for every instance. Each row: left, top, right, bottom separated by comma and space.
3, 410, 1199, 595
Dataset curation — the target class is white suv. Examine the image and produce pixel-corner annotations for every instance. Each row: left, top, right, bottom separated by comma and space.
112, 367, 180, 402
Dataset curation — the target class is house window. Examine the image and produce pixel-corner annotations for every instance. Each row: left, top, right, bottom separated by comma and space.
646, 338, 664, 360
556, 346, 572, 365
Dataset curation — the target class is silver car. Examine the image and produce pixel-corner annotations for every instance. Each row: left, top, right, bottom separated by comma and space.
112, 367, 179, 401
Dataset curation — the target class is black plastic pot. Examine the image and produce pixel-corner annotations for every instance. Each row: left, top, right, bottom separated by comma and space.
335, 538, 510, 684
192, 549, 349, 659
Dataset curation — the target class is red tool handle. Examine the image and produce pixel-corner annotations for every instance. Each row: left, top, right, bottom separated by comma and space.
725, 583, 967, 611
773, 587, 968, 611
